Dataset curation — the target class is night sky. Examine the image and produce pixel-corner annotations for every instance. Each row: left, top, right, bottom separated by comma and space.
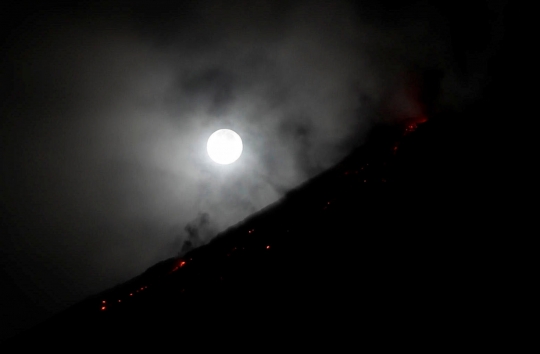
1, 0, 507, 340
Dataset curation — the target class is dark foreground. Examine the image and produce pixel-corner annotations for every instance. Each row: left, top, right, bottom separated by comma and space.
5, 108, 500, 349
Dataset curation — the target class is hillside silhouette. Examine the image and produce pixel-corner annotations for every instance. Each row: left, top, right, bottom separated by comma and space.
4, 108, 491, 349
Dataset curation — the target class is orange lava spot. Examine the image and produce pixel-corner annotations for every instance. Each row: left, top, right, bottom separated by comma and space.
101, 306, 106, 311
266, 245, 270, 249
180, 261, 186, 267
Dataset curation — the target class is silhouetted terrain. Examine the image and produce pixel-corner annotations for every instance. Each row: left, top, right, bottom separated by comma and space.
5, 105, 498, 348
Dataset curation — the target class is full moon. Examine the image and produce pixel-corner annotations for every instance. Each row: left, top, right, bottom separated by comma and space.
207, 129, 243, 165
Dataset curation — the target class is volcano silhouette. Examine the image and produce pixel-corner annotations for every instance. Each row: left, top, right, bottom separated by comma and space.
5, 111, 490, 349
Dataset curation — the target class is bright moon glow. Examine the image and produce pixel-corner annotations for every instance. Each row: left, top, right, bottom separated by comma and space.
207, 129, 243, 165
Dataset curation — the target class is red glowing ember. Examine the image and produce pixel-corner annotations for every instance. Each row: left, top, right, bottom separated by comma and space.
416, 116, 428, 124
266, 245, 270, 249
403, 116, 428, 134
101, 306, 106, 311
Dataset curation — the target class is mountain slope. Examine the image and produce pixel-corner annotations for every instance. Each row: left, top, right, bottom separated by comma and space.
5, 114, 487, 349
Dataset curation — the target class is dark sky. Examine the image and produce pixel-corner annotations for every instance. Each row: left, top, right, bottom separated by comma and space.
1, 0, 506, 340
